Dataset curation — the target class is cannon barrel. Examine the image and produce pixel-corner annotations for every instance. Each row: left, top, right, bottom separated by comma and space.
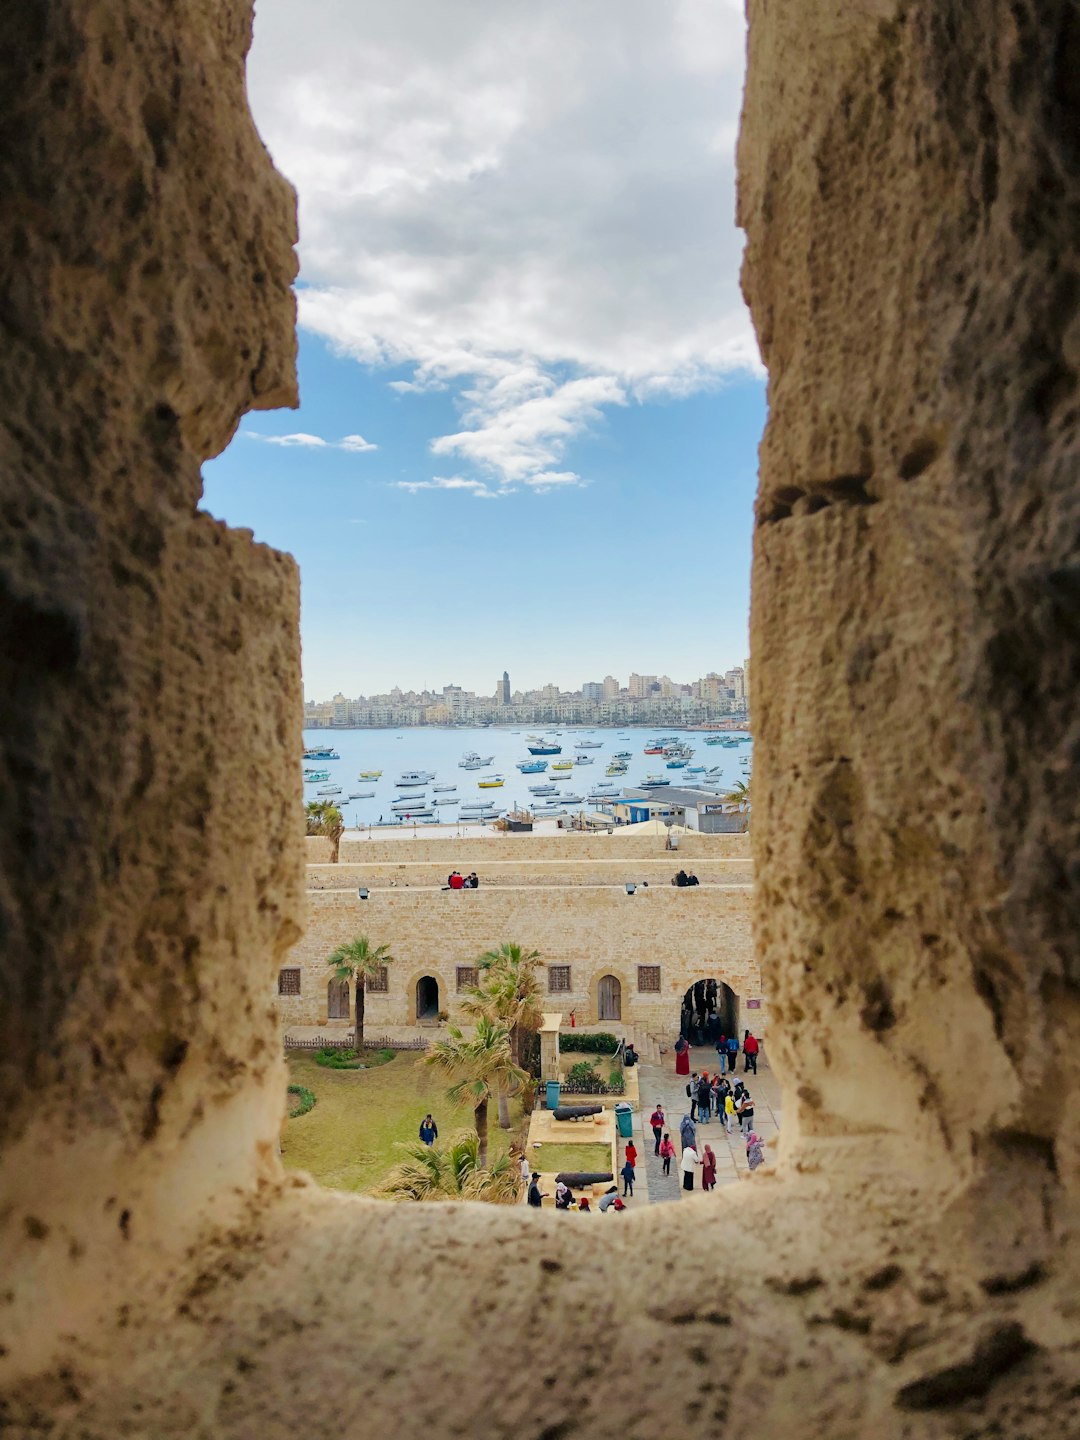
551, 1105, 603, 1121
555, 1172, 613, 1188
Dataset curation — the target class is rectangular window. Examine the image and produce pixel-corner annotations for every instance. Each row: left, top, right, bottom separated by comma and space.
637, 965, 661, 993
366, 966, 389, 993
456, 965, 478, 992
548, 965, 571, 993
277, 968, 301, 996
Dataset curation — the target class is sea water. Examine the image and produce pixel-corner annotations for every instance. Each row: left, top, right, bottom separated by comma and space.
302, 725, 752, 831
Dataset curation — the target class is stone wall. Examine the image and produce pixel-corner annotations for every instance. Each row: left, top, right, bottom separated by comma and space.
4, 2, 1078, 1437
331, 830, 751, 864
277, 884, 760, 1035
305, 857, 755, 889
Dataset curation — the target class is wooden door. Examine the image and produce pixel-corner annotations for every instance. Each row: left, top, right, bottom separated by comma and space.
328, 978, 350, 1020
598, 974, 621, 1021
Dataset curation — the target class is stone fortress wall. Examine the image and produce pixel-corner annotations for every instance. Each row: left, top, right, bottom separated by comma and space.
279, 848, 760, 1036
3, 2, 1077, 1437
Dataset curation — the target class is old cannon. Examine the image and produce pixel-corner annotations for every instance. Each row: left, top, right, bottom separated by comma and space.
555, 1172, 613, 1188
552, 1105, 603, 1122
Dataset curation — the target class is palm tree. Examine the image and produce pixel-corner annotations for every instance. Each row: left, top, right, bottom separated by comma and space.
460, 944, 542, 1128
306, 799, 344, 863
375, 1130, 521, 1205
720, 779, 751, 814
425, 1016, 526, 1166
327, 936, 393, 1052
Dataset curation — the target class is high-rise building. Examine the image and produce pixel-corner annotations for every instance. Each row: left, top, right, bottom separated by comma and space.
603, 675, 619, 698
582, 681, 603, 702
499, 670, 510, 705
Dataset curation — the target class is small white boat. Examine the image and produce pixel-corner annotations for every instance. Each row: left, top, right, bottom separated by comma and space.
433, 797, 458, 806
397, 770, 435, 786
316, 785, 342, 795
574, 755, 595, 766
347, 791, 375, 800
575, 740, 603, 749
432, 784, 457, 793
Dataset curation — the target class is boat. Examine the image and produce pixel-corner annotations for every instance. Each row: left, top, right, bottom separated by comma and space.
639, 775, 671, 788
347, 791, 375, 800
551, 761, 573, 771
390, 807, 433, 818
554, 792, 584, 804
643, 745, 664, 755
432, 784, 457, 793
666, 758, 688, 769
526, 742, 561, 755
516, 760, 548, 773
459, 752, 495, 767
685, 766, 706, 774
433, 797, 458, 806
703, 735, 725, 746
574, 740, 602, 749
396, 770, 435, 786
528, 783, 557, 794
605, 766, 627, 777
303, 746, 340, 760
477, 776, 505, 788
316, 785, 342, 795
612, 751, 632, 760
303, 769, 330, 782
392, 795, 426, 806
358, 769, 382, 779
573, 755, 594, 766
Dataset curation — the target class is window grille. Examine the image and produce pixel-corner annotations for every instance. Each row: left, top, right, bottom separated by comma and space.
456, 966, 478, 992
548, 965, 571, 993
637, 965, 661, 992
366, 966, 389, 993
278, 968, 301, 996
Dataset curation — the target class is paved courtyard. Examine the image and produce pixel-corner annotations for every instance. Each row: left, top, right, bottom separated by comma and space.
617, 1043, 781, 1205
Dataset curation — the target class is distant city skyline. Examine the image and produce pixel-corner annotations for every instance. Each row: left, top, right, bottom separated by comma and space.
306, 662, 748, 704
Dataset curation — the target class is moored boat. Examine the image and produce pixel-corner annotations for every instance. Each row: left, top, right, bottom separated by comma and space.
316, 785, 342, 795
516, 759, 548, 773
358, 769, 382, 779
304, 769, 330, 782
477, 775, 505, 788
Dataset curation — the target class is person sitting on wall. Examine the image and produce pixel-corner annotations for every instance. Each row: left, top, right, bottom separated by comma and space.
673, 869, 689, 887
687, 872, 700, 886
448, 871, 464, 890
624, 1042, 638, 1067
468, 872, 479, 889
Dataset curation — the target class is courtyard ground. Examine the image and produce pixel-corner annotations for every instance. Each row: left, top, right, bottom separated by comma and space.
283, 1049, 524, 1193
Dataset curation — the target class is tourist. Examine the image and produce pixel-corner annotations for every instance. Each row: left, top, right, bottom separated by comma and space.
624, 1138, 638, 1170
673, 869, 688, 887
528, 1174, 546, 1208
716, 1032, 728, 1070
746, 1132, 765, 1171
738, 1089, 755, 1136
696, 1072, 713, 1123
723, 1090, 737, 1135
686, 1071, 700, 1120
554, 1181, 573, 1210
649, 1103, 666, 1155
620, 1157, 636, 1197
725, 1034, 739, 1073
679, 1112, 697, 1153
519, 1152, 531, 1188
687, 872, 700, 887
612, 1196, 627, 1212
448, 870, 464, 890
598, 1185, 620, 1213
659, 1133, 676, 1176
468, 872, 480, 889
743, 1030, 759, 1074
418, 1113, 438, 1146
674, 1034, 691, 1077
681, 1142, 702, 1192
702, 1143, 717, 1191
577, 1195, 592, 1212
710, 1073, 724, 1117
624, 1042, 638, 1067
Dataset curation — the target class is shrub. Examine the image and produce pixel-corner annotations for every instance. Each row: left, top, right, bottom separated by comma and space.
315, 1045, 395, 1070
287, 1084, 316, 1117
561, 1032, 618, 1055
607, 1068, 625, 1095
567, 1060, 600, 1085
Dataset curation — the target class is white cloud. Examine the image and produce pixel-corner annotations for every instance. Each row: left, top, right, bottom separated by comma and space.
393, 476, 502, 500
247, 0, 758, 492
244, 430, 378, 452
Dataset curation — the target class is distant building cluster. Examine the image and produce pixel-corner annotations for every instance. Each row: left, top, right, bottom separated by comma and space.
304, 663, 751, 728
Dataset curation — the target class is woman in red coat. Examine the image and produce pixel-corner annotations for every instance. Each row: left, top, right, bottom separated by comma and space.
674, 1034, 691, 1076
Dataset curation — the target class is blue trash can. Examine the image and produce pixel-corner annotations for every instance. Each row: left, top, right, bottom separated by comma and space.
614, 1102, 633, 1138
546, 1080, 561, 1110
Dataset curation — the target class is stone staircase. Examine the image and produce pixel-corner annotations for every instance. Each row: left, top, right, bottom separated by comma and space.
565, 1020, 665, 1066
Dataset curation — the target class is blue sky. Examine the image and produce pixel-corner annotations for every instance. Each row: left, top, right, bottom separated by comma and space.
201, 0, 762, 699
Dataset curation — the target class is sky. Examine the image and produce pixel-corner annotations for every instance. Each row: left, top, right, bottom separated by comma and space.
201, 0, 765, 700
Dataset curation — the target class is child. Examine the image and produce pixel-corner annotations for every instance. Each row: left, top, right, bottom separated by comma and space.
659, 1132, 676, 1176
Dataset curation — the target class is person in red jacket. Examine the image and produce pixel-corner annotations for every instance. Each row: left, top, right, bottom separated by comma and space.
623, 1138, 638, 1171
659, 1133, 676, 1176
743, 1030, 759, 1074
649, 1104, 665, 1155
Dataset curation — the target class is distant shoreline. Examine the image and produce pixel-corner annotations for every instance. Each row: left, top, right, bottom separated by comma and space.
303, 722, 751, 733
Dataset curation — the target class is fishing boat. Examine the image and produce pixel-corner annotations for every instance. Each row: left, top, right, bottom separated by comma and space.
666, 758, 688, 769
459, 751, 495, 767
573, 755, 594, 765
516, 759, 548, 773
638, 775, 671, 788
433, 797, 458, 806
685, 765, 706, 774
574, 740, 602, 749
303, 769, 330, 782
605, 766, 627, 777
643, 744, 664, 755
528, 783, 557, 794
477, 775, 505, 788
347, 791, 374, 800
303, 746, 340, 760
358, 769, 382, 779
551, 761, 573, 771
612, 751, 632, 760
432, 784, 457, 793
554, 792, 584, 804
703, 735, 725, 746
396, 770, 435, 786
526, 744, 561, 756
316, 785, 342, 795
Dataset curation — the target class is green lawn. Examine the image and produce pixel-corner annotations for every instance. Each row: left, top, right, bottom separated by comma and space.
283, 1050, 523, 1194
527, 1143, 613, 1178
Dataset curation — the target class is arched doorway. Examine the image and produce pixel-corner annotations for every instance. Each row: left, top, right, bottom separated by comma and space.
680, 979, 737, 1045
416, 975, 440, 1022
327, 977, 350, 1020
598, 974, 622, 1022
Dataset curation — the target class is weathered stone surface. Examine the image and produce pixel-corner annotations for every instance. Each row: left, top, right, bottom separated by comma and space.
1, 1, 1077, 1437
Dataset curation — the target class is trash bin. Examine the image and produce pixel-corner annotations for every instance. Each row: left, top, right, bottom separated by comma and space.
614, 1102, 633, 1138
546, 1080, 561, 1110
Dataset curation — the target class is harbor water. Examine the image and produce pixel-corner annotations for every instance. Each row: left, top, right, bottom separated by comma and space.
302, 725, 752, 831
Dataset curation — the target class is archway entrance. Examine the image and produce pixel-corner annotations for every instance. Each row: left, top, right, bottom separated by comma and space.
680, 979, 737, 1045
416, 975, 440, 1022
598, 974, 622, 1022
327, 978, 350, 1020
